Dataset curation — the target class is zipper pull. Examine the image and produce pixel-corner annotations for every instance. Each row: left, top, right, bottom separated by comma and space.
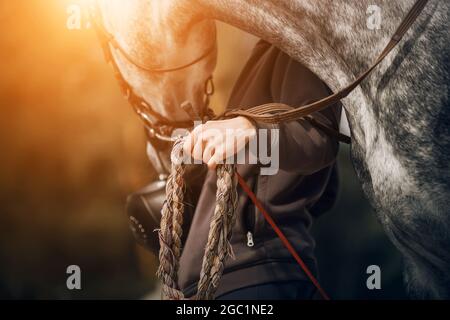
246, 231, 254, 247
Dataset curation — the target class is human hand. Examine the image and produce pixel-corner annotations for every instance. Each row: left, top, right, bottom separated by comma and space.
182, 116, 256, 169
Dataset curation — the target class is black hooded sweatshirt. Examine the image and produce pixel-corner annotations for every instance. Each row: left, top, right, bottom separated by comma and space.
176, 40, 341, 297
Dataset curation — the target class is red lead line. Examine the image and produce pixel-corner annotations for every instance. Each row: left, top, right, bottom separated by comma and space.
235, 171, 331, 301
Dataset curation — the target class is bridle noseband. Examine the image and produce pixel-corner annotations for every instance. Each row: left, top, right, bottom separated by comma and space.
89, 4, 217, 143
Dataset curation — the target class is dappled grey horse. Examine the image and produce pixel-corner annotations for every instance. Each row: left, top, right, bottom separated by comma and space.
95, 0, 449, 298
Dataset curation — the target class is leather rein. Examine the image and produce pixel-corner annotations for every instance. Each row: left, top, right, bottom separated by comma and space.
220, 0, 429, 143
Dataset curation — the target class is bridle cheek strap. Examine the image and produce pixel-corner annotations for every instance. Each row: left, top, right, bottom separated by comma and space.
89, 3, 217, 142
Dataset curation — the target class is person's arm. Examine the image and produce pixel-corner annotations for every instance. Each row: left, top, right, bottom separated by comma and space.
183, 107, 339, 174
253, 108, 339, 175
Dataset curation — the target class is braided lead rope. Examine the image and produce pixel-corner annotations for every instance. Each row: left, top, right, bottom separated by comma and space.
197, 164, 237, 300
156, 140, 185, 300
157, 139, 237, 300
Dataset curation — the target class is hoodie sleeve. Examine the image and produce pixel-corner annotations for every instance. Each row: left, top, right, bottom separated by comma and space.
252, 105, 340, 175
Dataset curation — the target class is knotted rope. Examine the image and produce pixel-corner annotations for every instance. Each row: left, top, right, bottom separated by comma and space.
157, 139, 238, 300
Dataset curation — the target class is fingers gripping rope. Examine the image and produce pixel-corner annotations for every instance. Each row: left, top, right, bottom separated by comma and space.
157, 139, 237, 300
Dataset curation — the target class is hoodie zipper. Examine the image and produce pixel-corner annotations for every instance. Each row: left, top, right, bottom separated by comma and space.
245, 175, 258, 248
246, 231, 255, 247
246, 213, 256, 247
245, 209, 256, 247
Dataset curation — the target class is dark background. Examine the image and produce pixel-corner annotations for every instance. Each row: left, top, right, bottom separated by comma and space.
0, 0, 405, 299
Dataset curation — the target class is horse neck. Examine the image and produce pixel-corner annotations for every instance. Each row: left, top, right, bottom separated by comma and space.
196, 0, 413, 105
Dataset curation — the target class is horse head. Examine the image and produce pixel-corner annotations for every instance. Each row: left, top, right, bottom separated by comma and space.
96, 0, 217, 123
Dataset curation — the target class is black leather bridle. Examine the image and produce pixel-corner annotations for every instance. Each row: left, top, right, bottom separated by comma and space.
89, 3, 217, 143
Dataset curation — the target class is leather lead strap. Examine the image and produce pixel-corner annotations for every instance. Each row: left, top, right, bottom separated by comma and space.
236, 172, 331, 300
